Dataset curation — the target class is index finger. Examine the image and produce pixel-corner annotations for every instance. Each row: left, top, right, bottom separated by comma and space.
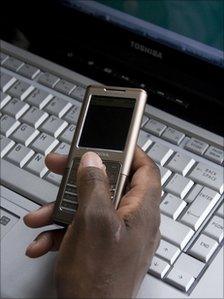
117, 147, 161, 215
131, 146, 161, 189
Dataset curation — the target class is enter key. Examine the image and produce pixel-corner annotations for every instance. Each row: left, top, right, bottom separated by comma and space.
180, 187, 221, 231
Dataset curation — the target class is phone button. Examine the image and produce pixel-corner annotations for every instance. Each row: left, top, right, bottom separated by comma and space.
67, 159, 80, 185
61, 200, 78, 212
103, 161, 121, 185
63, 191, 77, 201
65, 184, 77, 194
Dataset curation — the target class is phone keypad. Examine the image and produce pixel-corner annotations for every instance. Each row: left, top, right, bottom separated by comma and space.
60, 159, 121, 212
66, 184, 77, 194
103, 161, 121, 187
61, 200, 78, 211
61, 160, 79, 213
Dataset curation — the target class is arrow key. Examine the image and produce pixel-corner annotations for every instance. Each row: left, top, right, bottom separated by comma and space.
148, 256, 170, 278
166, 267, 195, 291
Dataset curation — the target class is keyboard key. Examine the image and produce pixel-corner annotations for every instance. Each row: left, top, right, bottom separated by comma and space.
7, 80, 34, 100
162, 127, 185, 145
1, 159, 58, 204
216, 203, 224, 218
44, 97, 72, 118
17, 64, 40, 79
141, 115, 149, 127
0, 135, 15, 158
189, 234, 218, 262
31, 132, 59, 155
0, 53, 8, 65
54, 142, 70, 155
174, 253, 205, 279
0, 114, 20, 137
41, 115, 68, 137
25, 89, 53, 109
59, 124, 76, 144
25, 153, 48, 177
160, 193, 187, 220
188, 162, 224, 194
166, 267, 194, 292
156, 239, 180, 264
166, 152, 195, 176
149, 256, 170, 278
164, 173, 194, 199
184, 184, 203, 203
21, 106, 49, 128
203, 215, 224, 243
6, 144, 34, 167
157, 165, 172, 185
180, 187, 220, 231
0, 92, 11, 109
0, 208, 19, 240
160, 214, 194, 249
45, 172, 62, 186
204, 146, 224, 165
54, 79, 76, 95
11, 123, 39, 146
63, 105, 81, 124
70, 86, 86, 101
137, 130, 153, 151
2, 98, 29, 119
185, 137, 209, 155
2, 56, 24, 71
144, 119, 167, 136
38, 72, 60, 88
0, 73, 17, 92
147, 143, 173, 166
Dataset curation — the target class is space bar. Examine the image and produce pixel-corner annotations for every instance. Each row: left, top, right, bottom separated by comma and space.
0, 159, 58, 205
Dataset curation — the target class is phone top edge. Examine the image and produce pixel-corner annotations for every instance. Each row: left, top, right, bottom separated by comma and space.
86, 85, 148, 96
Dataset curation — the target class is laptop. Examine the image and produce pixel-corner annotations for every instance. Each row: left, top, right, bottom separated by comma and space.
0, 0, 223, 298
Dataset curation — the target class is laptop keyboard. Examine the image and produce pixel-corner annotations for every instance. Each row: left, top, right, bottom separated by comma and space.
0, 48, 223, 294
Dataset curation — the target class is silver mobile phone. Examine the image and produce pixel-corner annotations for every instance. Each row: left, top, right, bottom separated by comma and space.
53, 85, 147, 225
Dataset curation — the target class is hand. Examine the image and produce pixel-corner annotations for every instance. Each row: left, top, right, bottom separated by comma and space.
24, 148, 161, 298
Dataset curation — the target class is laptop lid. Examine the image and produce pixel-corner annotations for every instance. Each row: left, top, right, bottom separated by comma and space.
1, 0, 223, 135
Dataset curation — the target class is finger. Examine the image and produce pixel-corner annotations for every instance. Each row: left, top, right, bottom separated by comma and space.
131, 147, 161, 192
26, 229, 65, 258
76, 151, 112, 210
45, 153, 68, 175
23, 203, 55, 228
131, 146, 158, 174
117, 147, 161, 216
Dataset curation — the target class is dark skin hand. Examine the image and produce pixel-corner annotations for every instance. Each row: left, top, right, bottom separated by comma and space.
24, 147, 161, 299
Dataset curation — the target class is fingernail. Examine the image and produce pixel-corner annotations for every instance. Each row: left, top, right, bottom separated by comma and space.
26, 240, 38, 254
80, 152, 104, 169
25, 206, 42, 218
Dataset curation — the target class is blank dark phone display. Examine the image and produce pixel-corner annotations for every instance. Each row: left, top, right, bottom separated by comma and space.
78, 96, 135, 151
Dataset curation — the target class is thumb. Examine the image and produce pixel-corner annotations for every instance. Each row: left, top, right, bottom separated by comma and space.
76, 152, 112, 211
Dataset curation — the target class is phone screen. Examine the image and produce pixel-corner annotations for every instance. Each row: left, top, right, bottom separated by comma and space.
78, 95, 135, 151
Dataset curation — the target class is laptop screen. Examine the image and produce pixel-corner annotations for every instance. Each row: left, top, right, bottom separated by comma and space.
1, 0, 223, 134
66, 0, 223, 69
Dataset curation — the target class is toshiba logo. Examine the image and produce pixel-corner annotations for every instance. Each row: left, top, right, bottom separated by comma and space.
130, 41, 163, 59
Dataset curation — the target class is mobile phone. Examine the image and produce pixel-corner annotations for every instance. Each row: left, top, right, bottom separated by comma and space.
53, 85, 147, 225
